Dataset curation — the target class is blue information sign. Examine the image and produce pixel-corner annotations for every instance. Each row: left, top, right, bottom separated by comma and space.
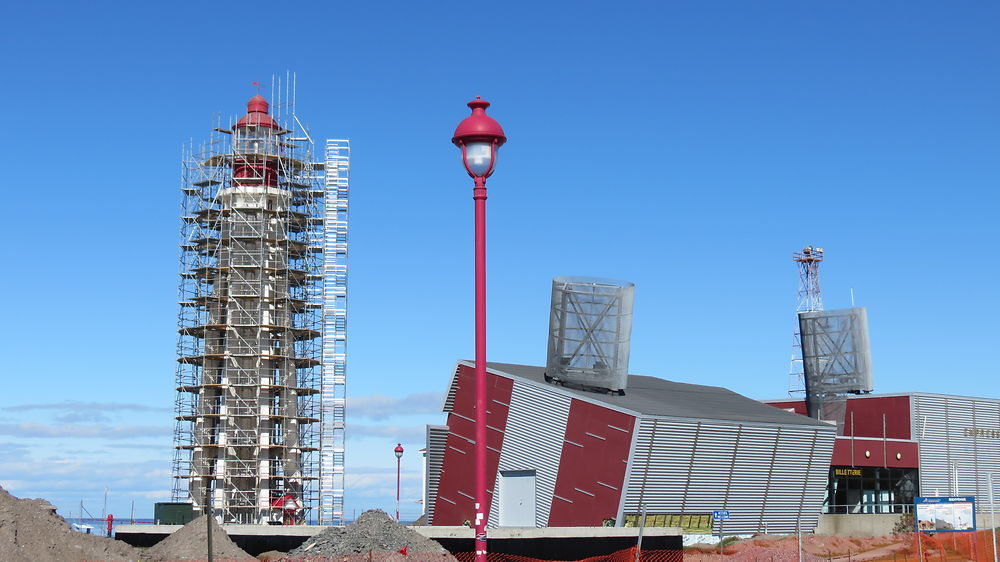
712, 510, 731, 521
914, 496, 976, 532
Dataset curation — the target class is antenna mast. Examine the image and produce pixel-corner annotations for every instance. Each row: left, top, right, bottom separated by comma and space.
787, 245, 824, 396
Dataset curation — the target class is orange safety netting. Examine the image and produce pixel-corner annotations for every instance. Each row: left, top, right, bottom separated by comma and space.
828, 530, 999, 561
452, 547, 683, 562
915, 529, 999, 561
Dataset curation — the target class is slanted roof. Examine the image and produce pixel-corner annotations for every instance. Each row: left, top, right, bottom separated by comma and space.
469, 361, 833, 428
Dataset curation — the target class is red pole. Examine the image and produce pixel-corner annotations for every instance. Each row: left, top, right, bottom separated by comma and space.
474, 175, 488, 562
452, 96, 504, 562
396, 453, 401, 522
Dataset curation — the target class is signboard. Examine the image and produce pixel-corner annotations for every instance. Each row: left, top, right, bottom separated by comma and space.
622, 513, 712, 534
712, 510, 731, 521
914, 497, 976, 532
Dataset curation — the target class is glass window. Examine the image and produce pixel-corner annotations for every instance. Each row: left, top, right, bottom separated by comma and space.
824, 467, 919, 514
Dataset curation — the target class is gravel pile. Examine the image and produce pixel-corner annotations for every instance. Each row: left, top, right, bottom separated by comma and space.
144, 514, 256, 561
0, 486, 142, 561
290, 509, 454, 559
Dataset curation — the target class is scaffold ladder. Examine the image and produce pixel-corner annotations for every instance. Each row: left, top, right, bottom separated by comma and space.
320, 139, 350, 525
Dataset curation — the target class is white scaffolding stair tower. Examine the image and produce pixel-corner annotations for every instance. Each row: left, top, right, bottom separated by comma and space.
320, 139, 350, 525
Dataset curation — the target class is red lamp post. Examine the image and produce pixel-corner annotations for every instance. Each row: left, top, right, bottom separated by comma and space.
394, 443, 404, 522
452, 97, 507, 562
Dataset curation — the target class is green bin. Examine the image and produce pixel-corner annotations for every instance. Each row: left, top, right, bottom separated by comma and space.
154, 502, 194, 525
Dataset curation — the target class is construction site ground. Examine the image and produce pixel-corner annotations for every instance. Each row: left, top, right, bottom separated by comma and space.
3, 486, 997, 561
683, 530, 998, 561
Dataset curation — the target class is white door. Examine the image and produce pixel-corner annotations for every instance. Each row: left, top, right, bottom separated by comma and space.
498, 470, 536, 527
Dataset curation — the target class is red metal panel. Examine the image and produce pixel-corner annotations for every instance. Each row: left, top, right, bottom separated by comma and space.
843, 396, 911, 440
766, 399, 808, 416
764, 396, 911, 440
432, 365, 512, 525
830, 437, 919, 468
548, 399, 635, 526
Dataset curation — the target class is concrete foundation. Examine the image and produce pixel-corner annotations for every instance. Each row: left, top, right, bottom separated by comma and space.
814, 514, 903, 537
815, 513, 1000, 537
114, 524, 682, 557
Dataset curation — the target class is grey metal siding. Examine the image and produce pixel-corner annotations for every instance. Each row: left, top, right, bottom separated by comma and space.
443, 364, 461, 413
488, 381, 571, 528
623, 417, 835, 534
425, 425, 449, 525
912, 394, 1000, 511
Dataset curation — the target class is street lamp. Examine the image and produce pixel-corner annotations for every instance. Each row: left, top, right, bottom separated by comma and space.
395, 443, 404, 522
452, 96, 507, 562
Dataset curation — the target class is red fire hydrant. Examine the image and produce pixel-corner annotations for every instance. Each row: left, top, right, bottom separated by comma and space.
106, 514, 113, 537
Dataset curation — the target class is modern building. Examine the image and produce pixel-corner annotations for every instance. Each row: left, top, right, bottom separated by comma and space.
171, 89, 350, 525
766, 393, 1000, 517
426, 361, 837, 534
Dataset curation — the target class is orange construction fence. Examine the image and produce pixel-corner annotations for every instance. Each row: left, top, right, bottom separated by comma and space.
453, 547, 682, 562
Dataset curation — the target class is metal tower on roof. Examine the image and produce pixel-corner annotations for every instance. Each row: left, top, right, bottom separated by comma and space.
787, 245, 824, 396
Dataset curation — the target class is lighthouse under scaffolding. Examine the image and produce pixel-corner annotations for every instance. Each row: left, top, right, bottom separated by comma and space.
171, 87, 349, 525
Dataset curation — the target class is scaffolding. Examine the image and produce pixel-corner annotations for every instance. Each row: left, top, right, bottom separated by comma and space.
171, 80, 326, 524
319, 139, 349, 525
787, 245, 824, 396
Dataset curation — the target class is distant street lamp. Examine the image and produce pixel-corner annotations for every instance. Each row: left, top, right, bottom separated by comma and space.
395, 443, 404, 522
452, 96, 507, 562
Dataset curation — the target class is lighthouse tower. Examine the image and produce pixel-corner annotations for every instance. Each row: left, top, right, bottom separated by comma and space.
172, 92, 326, 524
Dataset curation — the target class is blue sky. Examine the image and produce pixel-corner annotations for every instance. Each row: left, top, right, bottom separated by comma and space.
1, 1, 997, 521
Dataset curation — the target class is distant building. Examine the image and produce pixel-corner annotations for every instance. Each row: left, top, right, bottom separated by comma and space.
765, 393, 1000, 516
425, 361, 836, 534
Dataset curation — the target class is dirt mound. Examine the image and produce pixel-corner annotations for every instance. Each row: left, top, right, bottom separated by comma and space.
144, 514, 255, 561
290, 509, 454, 559
684, 533, 914, 561
0, 486, 142, 561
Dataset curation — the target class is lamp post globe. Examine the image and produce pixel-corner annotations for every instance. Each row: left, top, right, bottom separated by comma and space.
452, 97, 507, 180
453, 97, 505, 562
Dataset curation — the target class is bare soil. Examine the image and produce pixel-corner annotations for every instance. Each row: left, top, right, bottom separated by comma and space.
0, 486, 142, 561
144, 514, 255, 561
287, 509, 455, 560
683, 531, 994, 561
0, 486, 258, 561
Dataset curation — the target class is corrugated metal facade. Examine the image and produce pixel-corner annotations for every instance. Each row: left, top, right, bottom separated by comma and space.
429, 362, 838, 530
487, 381, 571, 528
443, 364, 461, 413
425, 425, 449, 525
622, 418, 835, 534
912, 393, 1000, 509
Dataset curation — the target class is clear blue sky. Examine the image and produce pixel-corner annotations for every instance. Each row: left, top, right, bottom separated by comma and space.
1, 1, 997, 522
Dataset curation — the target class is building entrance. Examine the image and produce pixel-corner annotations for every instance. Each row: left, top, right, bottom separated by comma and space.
824, 466, 918, 514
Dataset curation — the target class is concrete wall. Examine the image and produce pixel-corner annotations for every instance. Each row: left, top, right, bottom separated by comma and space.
977, 512, 999, 531
814, 514, 903, 537
816, 513, 1000, 537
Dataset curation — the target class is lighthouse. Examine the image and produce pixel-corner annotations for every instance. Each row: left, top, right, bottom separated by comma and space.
172, 90, 331, 524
